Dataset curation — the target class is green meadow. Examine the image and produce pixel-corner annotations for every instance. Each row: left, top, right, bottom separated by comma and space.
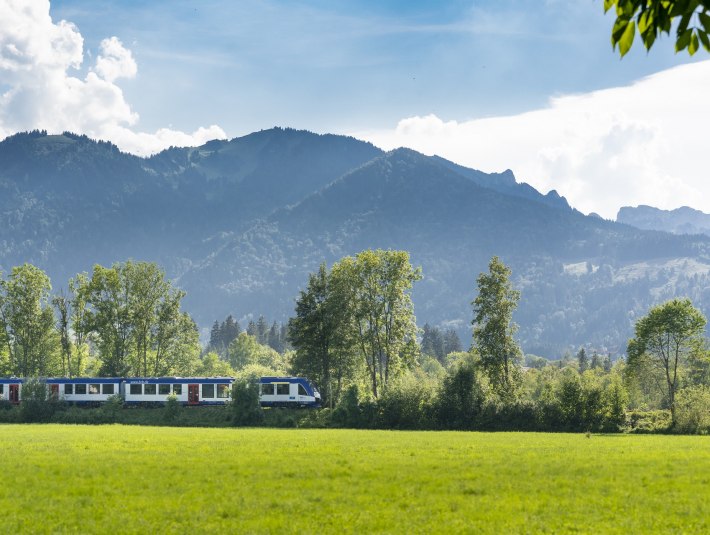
2, 426, 709, 533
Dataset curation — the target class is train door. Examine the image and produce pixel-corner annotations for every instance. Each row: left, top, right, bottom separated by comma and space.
188, 384, 199, 405
9, 384, 19, 404
50, 384, 59, 400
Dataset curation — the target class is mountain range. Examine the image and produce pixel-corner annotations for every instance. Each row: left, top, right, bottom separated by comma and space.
617, 205, 710, 237
1, 128, 709, 356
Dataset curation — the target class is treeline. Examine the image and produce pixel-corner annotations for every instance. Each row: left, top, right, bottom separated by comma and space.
0, 262, 201, 378
207, 315, 290, 356
3, 250, 710, 434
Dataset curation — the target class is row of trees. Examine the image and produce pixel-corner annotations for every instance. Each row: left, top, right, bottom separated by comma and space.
208, 315, 290, 356
0, 262, 200, 378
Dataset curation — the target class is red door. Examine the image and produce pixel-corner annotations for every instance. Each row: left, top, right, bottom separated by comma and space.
9, 384, 19, 404
50, 384, 59, 399
188, 384, 199, 405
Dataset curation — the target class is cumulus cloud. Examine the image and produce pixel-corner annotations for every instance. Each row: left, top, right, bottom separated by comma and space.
356, 61, 710, 219
0, 0, 226, 156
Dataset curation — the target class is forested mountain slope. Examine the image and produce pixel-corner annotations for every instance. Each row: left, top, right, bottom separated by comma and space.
1, 129, 709, 355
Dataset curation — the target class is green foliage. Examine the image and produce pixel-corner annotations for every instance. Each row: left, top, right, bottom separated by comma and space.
231, 379, 264, 427
377, 370, 436, 429
434, 359, 487, 429
289, 263, 357, 408
472, 256, 523, 401
627, 298, 707, 425
19, 378, 59, 423
227, 332, 286, 373
163, 393, 181, 423
195, 352, 235, 377
674, 385, 710, 434
333, 250, 422, 399
0, 264, 61, 377
604, 0, 710, 57
78, 261, 200, 377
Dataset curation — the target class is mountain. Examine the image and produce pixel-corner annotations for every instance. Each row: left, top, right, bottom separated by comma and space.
1, 129, 710, 356
179, 148, 710, 354
617, 205, 710, 237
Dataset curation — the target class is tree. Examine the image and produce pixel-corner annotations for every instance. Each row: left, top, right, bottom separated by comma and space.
0, 264, 60, 377
604, 0, 710, 57
626, 298, 707, 425
289, 263, 355, 408
334, 250, 421, 399
80, 261, 196, 377
472, 256, 522, 400
577, 348, 589, 373
227, 332, 284, 373
443, 329, 462, 356
421, 324, 445, 363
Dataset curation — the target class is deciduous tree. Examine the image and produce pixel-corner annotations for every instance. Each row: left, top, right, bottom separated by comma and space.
626, 298, 706, 425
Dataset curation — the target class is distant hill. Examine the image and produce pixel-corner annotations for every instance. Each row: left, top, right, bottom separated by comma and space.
617, 205, 710, 237
1, 129, 710, 356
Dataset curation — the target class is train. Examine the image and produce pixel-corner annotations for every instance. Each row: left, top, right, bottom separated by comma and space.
0, 376, 321, 408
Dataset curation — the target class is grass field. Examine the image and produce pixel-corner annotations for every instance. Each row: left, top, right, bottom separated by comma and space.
2, 426, 709, 533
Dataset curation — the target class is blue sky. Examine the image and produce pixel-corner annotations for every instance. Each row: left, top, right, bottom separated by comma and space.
49, 0, 698, 135
1, 0, 708, 217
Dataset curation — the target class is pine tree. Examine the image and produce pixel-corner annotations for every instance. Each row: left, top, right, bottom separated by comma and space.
577, 347, 589, 373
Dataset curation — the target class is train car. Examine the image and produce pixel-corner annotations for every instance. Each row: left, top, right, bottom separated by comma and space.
259, 376, 321, 407
45, 377, 122, 404
0, 378, 22, 404
123, 377, 233, 405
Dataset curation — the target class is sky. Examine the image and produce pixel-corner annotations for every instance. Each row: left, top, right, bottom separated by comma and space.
0, 0, 708, 219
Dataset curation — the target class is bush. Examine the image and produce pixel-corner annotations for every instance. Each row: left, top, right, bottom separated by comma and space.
163, 393, 181, 423
20, 378, 59, 423
434, 362, 486, 430
674, 385, 710, 434
377, 373, 435, 430
231, 379, 263, 426
101, 394, 124, 423
626, 410, 672, 433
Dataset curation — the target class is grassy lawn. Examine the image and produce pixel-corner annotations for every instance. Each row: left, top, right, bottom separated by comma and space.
1, 426, 708, 533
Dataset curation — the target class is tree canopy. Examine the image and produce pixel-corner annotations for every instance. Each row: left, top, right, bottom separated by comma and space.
605, 0, 710, 56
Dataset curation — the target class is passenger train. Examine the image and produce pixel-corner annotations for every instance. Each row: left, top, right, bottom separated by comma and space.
0, 376, 321, 408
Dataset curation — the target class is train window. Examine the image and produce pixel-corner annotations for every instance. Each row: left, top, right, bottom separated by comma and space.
89, 384, 100, 395
76, 384, 87, 395
172, 384, 182, 395
261, 384, 274, 395
64, 384, 73, 395
202, 384, 215, 398
102, 384, 115, 395
159, 384, 171, 395
144, 384, 157, 395
298, 384, 308, 396
130, 384, 142, 395
277, 384, 289, 396
217, 384, 230, 398
0, 384, 3, 395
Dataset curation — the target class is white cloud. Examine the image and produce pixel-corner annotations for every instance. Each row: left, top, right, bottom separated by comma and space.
0, 0, 226, 156
355, 61, 710, 219
94, 36, 137, 83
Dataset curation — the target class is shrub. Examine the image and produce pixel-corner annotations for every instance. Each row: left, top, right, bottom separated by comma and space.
377, 373, 435, 430
231, 379, 263, 426
674, 385, 710, 434
434, 362, 486, 430
101, 394, 124, 423
20, 378, 59, 423
163, 393, 181, 424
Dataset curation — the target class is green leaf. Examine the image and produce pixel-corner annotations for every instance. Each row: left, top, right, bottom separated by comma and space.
638, 10, 653, 33
619, 20, 636, 56
699, 11, 710, 33
604, 0, 617, 14
699, 30, 710, 52
676, 28, 693, 52
689, 31, 700, 55
612, 16, 630, 46
642, 28, 657, 50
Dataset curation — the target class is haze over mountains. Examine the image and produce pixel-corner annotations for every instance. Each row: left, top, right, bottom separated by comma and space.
617, 205, 710, 237
1, 128, 709, 356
